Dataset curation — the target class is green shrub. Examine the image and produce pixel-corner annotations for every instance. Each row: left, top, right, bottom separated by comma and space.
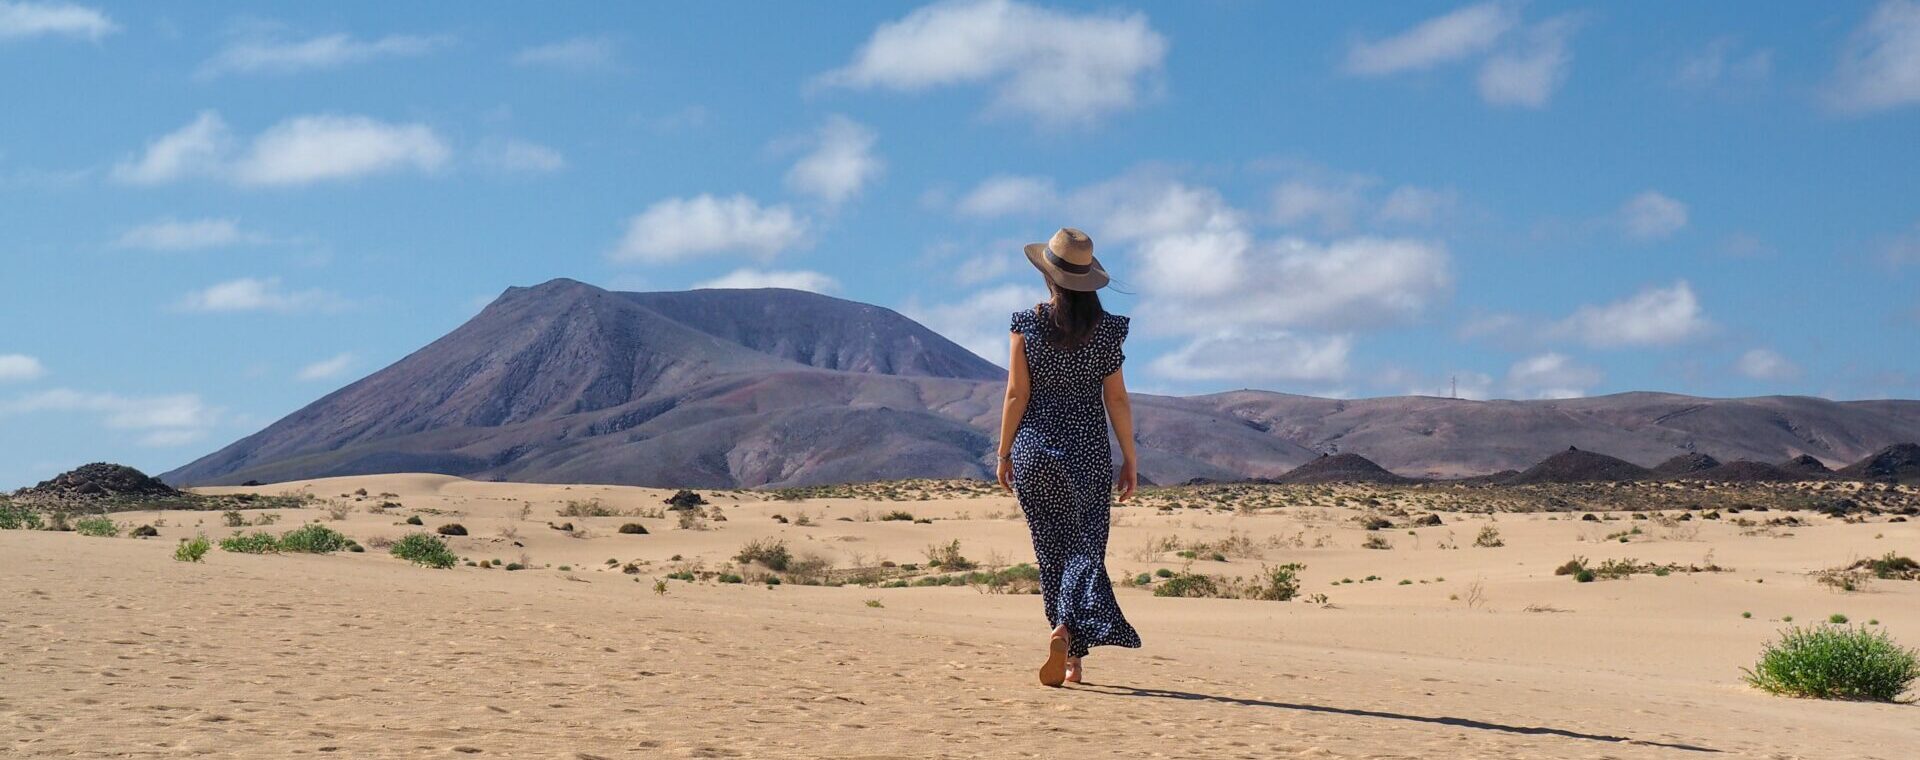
0, 502, 42, 530
734, 538, 792, 571
923, 539, 975, 570
74, 516, 119, 537
1575, 569, 1596, 583
1244, 563, 1305, 601
1744, 626, 1918, 701
718, 573, 744, 584
1830, 613, 1850, 624
220, 531, 281, 553
279, 524, 351, 553
174, 534, 211, 562
1154, 567, 1174, 578
1153, 571, 1221, 598
879, 510, 914, 521
390, 532, 458, 569
222, 510, 246, 527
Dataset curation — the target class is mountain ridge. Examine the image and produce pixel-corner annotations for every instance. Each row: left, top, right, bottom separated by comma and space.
163, 279, 1920, 488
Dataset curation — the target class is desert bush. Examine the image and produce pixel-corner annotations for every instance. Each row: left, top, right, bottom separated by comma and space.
436, 523, 467, 536
618, 522, 648, 534
924, 539, 975, 570
783, 552, 833, 585
390, 532, 458, 568
223, 510, 246, 527
560, 499, 616, 517
735, 538, 792, 572
174, 534, 211, 562
676, 509, 705, 530
1361, 534, 1392, 550
74, 516, 119, 537
1554, 557, 1588, 576
1474, 525, 1505, 548
0, 502, 42, 530
1744, 626, 1918, 701
279, 523, 350, 553
1153, 570, 1222, 598
1243, 563, 1305, 601
1851, 553, 1920, 580
220, 531, 281, 554
961, 563, 1042, 594
880, 510, 914, 521
324, 501, 354, 521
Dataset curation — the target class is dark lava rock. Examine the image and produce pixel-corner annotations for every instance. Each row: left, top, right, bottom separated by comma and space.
1505, 447, 1653, 485
618, 523, 649, 534
1837, 443, 1920, 484
1687, 460, 1798, 483
18, 463, 180, 500
1412, 513, 1444, 527
1653, 452, 1721, 477
665, 489, 708, 510
1581, 513, 1600, 522
1777, 454, 1834, 478
130, 524, 159, 538
436, 523, 467, 536
1276, 453, 1417, 485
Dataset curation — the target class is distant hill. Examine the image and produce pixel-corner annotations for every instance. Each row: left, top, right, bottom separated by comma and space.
161, 279, 1920, 488
1275, 453, 1414, 484
1506, 447, 1652, 484
1653, 453, 1721, 477
1837, 443, 1920, 484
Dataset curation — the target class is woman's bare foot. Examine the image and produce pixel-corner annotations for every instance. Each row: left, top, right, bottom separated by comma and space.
1064, 656, 1083, 684
1039, 625, 1070, 687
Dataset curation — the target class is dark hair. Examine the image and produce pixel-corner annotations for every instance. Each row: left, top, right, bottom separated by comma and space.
1042, 281, 1105, 349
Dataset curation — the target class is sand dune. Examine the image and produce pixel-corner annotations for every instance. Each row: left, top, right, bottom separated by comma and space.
5, 474, 1918, 758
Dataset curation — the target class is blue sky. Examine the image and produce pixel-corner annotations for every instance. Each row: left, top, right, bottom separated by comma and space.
3, 0, 1920, 488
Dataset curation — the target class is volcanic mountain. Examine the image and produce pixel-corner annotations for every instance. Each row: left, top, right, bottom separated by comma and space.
1275, 453, 1415, 485
163, 279, 1920, 488
1837, 443, 1920, 484
1505, 447, 1653, 484
1652, 452, 1722, 477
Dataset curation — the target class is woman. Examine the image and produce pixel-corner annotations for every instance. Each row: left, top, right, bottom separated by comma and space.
995, 227, 1141, 688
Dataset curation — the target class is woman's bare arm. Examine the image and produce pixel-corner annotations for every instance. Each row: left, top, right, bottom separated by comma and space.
1102, 368, 1137, 502
995, 332, 1030, 492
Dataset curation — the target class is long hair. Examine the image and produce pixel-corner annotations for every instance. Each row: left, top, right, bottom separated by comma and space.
1044, 280, 1105, 349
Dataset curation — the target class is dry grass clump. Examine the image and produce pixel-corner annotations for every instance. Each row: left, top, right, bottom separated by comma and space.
1150, 563, 1305, 601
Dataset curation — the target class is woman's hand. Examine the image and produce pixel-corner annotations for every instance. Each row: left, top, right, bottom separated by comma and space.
1116, 459, 1137, 503
996, 456, 1014, 493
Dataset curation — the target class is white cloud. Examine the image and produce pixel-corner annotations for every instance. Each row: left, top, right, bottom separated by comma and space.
610, 194, 809, 263
1476, 16, 1577, 108
296, 353, 355, 382
1069, 173, 1239, 243
1551, 280, 1712, 348
901, 283, 1048, 363
0, 1, 114, 41
1138, 234, 1453, 333
514, 36, 616, 70
111, 111, 232, 185
476, 138, 565, 173
694, 269, 839, 294
817, 0, 1167, 128
956, 175, 1058, 218
1152, 331, 1352, 384
1828, 0, 1920, 113
231, 114, 449, 186
783, 115, 883, 207
1271, 177, 1370, 233
175, 277, 348, 314
1375, 185, 1457, 225
200, 32, 447, 77
0, 388, 217, 447
1345, 2, 1519, 75
1505, 352, 1600, 399
113, 218, 264, 251
954, 250, 1015, 286
1735, 348, 1801, 381
1675, 37, 1772, 90
0, 353, 45, 381
1618, 190, 1689, 240
114, 111, 448, 187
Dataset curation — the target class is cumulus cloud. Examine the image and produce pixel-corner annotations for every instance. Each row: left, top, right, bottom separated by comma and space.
514, 36, 617, 70
475, 138, 565, 173
1344, 2, 1519, 75
1828, 0, 1920, 113
1374, 185, 1458, 225
1137, 234, 1453, 334
113, 218, 264, 251
783, 115, 883, 207
1735, 348, 1801, 381
901, 283, 1048, 364
0, 1, 114, 41
113, 111, 449, 186
610, 194, 809, 263
1152, 331, 1352, 384
1551, 281, 1712, 348
175, 277, 348, 314
1476, 16, 1578, 108
1270, 176, 1371, 233
0, 388, 217, 447
0, 353, 45, 381
295, 353, 355, 382
1617, 190, 1689, 240
956, 175, 1058, 218
694, 268, 840, 294
817, 0, 1168, 127
200, 32, 447, 77
1505, 352, 1600, 399
1675, 36, 1773, 90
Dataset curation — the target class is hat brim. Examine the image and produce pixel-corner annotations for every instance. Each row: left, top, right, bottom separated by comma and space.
1024, 243, 1110, 291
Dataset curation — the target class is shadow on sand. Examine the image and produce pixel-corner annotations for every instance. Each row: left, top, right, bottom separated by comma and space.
1078, 684, 1720, 753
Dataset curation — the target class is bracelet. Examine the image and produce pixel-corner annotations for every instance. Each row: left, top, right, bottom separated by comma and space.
997, 453, 1012, 461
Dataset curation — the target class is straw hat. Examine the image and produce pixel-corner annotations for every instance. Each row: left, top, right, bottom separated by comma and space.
1023, 227, 1109, 291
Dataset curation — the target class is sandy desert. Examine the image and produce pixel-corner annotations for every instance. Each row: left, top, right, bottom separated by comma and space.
5, 473, 1918, 759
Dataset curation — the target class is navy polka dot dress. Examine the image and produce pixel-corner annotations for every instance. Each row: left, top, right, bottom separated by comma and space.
1009, 305, 1142, 658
